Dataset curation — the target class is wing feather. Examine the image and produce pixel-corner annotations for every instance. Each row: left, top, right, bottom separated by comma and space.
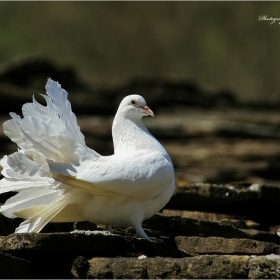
53, 174, 117, 197
51, 151, 173, 200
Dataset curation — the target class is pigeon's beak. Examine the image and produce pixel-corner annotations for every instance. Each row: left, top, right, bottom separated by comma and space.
142, 106, 154, 117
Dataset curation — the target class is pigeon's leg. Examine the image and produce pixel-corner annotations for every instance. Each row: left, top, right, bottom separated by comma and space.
135, 224, 150, 239
105, 224, 113, 233
135, 224, 163, 242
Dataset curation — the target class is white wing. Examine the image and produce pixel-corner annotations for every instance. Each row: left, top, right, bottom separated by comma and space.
51, 151, 173, 200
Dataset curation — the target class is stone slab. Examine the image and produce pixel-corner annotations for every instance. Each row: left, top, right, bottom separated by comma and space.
143, 214, 280, 245
166, 183, 280, 225
163, 209, 261, 229
248, 254, 280, 279
78, 254, 280, 279
175, 236, 280, 255
84, 255, 250, 279
0, 231, 184, 258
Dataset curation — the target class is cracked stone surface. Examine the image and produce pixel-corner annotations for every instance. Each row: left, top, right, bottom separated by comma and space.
85, 256, 250, 279
83, 255, 280, 279
248, 254, 280, 279
143, 213, 280, 244
0, 231, 184, 258
175, 236, 280, 255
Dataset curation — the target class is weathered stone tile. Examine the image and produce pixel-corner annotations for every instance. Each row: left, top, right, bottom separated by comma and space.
175, 236, 280, 255
0, 231, 184, 258
84, 255, 249, 279
143, 214, 280, 245
163, 209, 238, 222
240, 228, 280, 245
163, 209, 261, 229
219, 218, 260, 230
248, 254, 280, 279
166, 183, 280, 225
71, 256, 90, 279
144, 213, 248, 238
167, 183, 260, 212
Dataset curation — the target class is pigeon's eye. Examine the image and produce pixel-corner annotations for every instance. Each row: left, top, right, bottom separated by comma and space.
131, 99, 137, 106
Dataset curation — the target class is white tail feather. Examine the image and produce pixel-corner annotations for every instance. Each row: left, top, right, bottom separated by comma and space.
0, 79, 97, 232
7, 152, 49, 177
0, 188, 59, 218
15, 197, 67, 233
3, 119, 33, 151
0, 178, 50, 194
14, 187, 87, 233
45, 79, 85, 145
19, 116, 67, 162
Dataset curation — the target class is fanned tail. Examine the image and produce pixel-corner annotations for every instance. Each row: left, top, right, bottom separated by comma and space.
0, 79, 93, 232
4, 79, 99, 163
15, 197, 67, 233
15, 192, 79, 233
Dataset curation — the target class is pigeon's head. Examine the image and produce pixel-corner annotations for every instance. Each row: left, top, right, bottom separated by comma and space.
118, 95, 154, 120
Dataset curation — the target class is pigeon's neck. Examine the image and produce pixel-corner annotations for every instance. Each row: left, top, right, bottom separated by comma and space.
112, 115, 167, 155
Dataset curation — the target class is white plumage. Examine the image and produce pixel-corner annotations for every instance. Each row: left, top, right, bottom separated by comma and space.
0, 79, 175, 238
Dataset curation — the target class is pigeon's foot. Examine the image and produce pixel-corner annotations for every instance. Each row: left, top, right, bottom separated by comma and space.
148, 237, 164, 243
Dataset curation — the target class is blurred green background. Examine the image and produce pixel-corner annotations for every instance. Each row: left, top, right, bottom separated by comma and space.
0, 1, 280, 103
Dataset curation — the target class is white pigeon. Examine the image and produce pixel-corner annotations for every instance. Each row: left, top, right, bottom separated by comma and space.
0, 79, 175, 239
